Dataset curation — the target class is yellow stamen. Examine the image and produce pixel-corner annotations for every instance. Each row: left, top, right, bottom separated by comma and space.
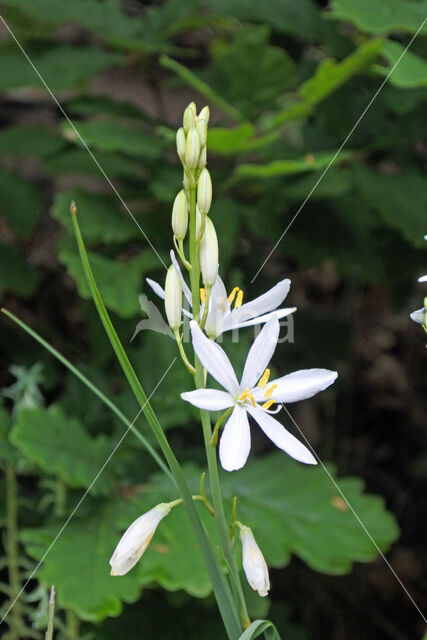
264, 383, 277, 400
238, 388, 256, 408
228, 286, 239, 304
200, 287, 206, 304
257, 368, 270, 390
235, 290, 244, 308
262, 399, 275, 410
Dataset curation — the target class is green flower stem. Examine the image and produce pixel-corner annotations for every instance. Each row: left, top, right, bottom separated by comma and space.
5, 463, 22, 640
65, 610, 79, 640
173, 328, 196, 374
188, 185, 250, 629
45, 586, 55, 640
70, 207, 241, 640
1, 308, 174, 485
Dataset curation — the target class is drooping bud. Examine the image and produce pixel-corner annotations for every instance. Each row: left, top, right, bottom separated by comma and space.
183, 104, 195, 134
196, 118, 207, 146
110, 503, 171, 576
240, 526, 270, 597
176, 127, 186, 162
185, 127, 201, 169
165, 265, 182, 330
197, 168, 212, 215
199, 216, 218, 287
171, 190, 188, 240
198, 105, 210, 124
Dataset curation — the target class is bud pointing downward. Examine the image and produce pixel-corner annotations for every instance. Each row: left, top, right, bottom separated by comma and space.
171, 190, 188, 240
165, 265, 182, 330
240, 525, 270, 597
197, 168, 212, 214
199, 216, 218, 287
110, 503, 171, 576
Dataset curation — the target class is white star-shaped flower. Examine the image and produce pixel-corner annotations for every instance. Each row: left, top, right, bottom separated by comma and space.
146, 251, 296, 340
181, 316, 338, 471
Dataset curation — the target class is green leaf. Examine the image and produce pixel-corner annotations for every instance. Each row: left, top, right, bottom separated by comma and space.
0, 166, 42, 237
238, 619, 281, 640
10, 406, 115, 495
330, 0, 427, 35
0, 45, 125, 91
58, 240, 162, 318
234, 150, 353, 179
0, 244, 36, 296
267, 39, 383, 129
44, 149, 139, 179
61, 117, 163, 159
0, 408, 19, 465
51, 189, 140, 245
378, 40, 427, 88
0, 125, 64, 157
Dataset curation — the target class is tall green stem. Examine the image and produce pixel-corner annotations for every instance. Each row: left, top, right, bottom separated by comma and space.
66, 610, 79, 640
188, 185, 250, 628
6, 463, 22, 640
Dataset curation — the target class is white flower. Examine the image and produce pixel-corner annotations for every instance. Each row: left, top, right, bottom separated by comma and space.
110, 503, 171, 576
240, 526, 270, 597
181, 317, 337, 471
410, 308, 425, 324
146, 251, 296, 340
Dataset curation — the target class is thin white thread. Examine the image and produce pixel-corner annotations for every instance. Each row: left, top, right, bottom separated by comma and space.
282, 403, 427, 624
0, 358, 176, 626
251, 17, 427, 283
0, 14, 167, 271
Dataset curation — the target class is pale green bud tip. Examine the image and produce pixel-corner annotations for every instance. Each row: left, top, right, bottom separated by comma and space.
199, 216, 218, 287
176, 127, 186, 161
188, 101, 197, 114
185, 127, 201, 169
109, 503, 171, 576
198, 105, 210, 124
171, 190, 188, 240
165, 265, 182, 330
183, 104, 195, 133
197, 168, 212, 215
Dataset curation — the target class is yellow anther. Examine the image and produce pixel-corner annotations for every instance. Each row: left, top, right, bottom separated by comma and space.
200, 287, 206, 304
261, 399, 275, 410
228, 286, 240, 304
238, 388, 256, 408
264, 383, 277, 400
235, 290, 244, 308
257, 368, 270, 390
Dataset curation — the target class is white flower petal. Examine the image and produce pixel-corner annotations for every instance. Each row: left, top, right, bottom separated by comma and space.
248, 406, 316, 465
190, 321, 239, 394
181, 389, 234, 411
170, 250, 193, 307
240, 316, 279, 390
410, 308, 426, 324
229, 307, 296, 330
418, 275, 427, 282
219, 406, 251, 471
254, 368, 337, 404
146, 278, 165, 300
230, 278, 291, 324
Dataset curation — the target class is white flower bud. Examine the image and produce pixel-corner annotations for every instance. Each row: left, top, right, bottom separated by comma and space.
198, 105, 210, 124
185, 127, 201, 169
197, 168, 212, 215
196, 118, 208, 146
110, 503, 171, 576
171, 190, 188, 240
195, 205, 203, 240
198, 145, 207, 169
176, 127, 186, 162
165, 265, 182, 330
240, 526, 270, 597
199, 216, 218, 287
183, 104, 195, 133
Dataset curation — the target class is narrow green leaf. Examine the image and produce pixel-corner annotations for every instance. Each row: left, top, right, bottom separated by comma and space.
238, 619, 281, 640
234, 151, 353, 180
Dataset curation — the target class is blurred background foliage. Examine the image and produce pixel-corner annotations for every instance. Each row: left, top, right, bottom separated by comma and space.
0, 0, 425, 638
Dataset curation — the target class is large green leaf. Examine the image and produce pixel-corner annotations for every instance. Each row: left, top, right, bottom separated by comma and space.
330, 0, 427, 35
51, 189, 140, 245
0, 166, 42, 237
378, 40, 427, 88
58, 239, 162, 318
10, 406, 116, 495
44, 149, 139, 179
0, 46, 125, 91
61, 117, 164, 159
0, 125, 64, 157
0, 244, 37, 296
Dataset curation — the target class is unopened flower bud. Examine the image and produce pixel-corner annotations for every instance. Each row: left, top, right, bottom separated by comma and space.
185, 127, 201, 169
199, 216, 218, 287
196, 118, 208, 146
198, 145, 207, 169
198, 105, 210, 124
171, 190, 188, 240
183, 104, 195, 133
197, 168, 212, 214
176, 127, 186, 162
240, 526, 270, 597
110, 503, 171, 576
165, 265, 182, 330
195, 205, 203, 240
